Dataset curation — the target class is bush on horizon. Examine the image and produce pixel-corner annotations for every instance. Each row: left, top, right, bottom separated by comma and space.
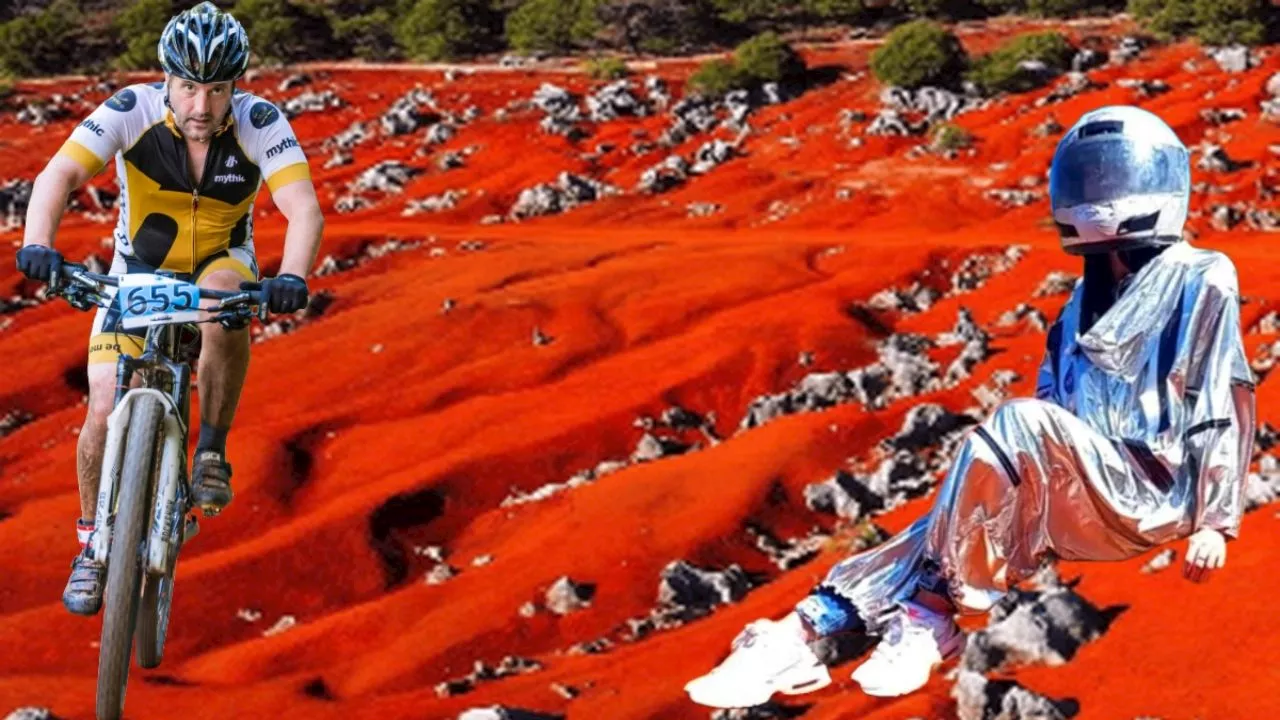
870, 19, 968, 89
965, 31, 1073, 94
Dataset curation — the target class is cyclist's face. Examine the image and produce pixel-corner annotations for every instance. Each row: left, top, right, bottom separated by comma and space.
167, 77, 233, 142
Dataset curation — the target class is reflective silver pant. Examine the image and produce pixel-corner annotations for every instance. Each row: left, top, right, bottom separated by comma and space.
806, 399, 1174, 632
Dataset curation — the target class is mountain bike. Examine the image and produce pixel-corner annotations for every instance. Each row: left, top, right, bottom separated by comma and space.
50, 262, 268, 720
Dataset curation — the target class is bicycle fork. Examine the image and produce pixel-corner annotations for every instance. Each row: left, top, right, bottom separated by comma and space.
90, 389, 196, 575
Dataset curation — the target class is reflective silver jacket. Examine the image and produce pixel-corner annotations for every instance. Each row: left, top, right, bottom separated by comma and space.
1035, 241, 1256, 539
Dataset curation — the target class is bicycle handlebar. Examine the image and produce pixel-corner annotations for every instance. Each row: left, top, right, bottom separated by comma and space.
53, 262, 270, 324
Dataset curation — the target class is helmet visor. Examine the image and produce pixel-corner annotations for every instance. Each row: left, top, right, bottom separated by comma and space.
1050, 138, 1189, 209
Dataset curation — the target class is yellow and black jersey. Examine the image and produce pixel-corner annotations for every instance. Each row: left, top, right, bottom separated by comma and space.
58, 82, 311, 274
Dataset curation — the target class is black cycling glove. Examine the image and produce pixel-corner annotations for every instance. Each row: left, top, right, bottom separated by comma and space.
258, 273, 309, 314
16, 245, 63, 283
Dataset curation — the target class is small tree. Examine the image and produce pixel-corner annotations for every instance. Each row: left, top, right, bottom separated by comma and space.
688, 58, 744, 96
965, 31, 1074, 94
114, 0, 175, 71
870, 19, 968, 89
396, 0, 500, 61
733, 31, 805, 84
584, 55, 629, 79
0, 0, 84, 77
505, 0, 602, 53
1128, 0, 1272, 46
1025, 0, 1124, 16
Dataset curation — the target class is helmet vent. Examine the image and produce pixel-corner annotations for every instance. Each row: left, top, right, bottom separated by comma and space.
1079, 120, 1123, 138
1117, 211, 1160, 234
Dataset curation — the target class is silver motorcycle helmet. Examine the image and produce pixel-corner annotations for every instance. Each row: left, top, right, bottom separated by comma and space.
1049, 105, 1190, 255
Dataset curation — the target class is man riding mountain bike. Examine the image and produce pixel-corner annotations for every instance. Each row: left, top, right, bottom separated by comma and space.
15, 1, 325, 616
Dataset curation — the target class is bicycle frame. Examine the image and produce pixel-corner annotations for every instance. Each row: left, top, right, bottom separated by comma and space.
89, 319, 199, 577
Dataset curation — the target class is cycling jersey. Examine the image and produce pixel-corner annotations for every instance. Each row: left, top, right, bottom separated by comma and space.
57, 82, 311, 275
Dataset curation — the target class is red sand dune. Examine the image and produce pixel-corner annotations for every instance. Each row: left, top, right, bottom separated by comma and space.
1, 15, 1278, 720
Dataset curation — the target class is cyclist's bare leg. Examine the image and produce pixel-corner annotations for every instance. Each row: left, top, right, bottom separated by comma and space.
196, 269, 251, 432
77, 363, 140, 522
191, 268, 250, 513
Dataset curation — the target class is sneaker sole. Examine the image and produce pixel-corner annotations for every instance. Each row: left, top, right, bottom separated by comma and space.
686, 660, 831, 708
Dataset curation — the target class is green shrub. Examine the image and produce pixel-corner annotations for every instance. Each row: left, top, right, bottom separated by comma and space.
802, 0, 870, 21
711, 0, 783, 24
330, 8, 401, 60
114, 0, 174, 71
595, 0, 720, 55
965, 31, 1073, 94
1128, 0, 1271, 46
974, 0, 1026, 13
1025, 0, 1123, 16
733, 31, 805, 84
869, 19, 968, 89
906, 0, 988, 19
584, 55, 629, 79
395, 0, 501, 60
506, 0, 602, 53
688, 58, 745, 96
0, 0, 83, 77
232, 0, 337, 64
929, 122, 973, 151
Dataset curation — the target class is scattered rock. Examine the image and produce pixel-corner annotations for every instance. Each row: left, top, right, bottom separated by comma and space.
381, 87, 440, 136
585, 79, 650, 122
278, 73, 311, 91
1115, 77, 1169, 98
3, 709, 61, 720
439, 657, 545, 698
638, 154, 690, 193
1109, 36, 1145, 65
1244, 455, 1279, 511
545, 576, 596, 615
404, 189, 467, 215
1210, 204, 1243, 231
511, 172, 619, 219
457, 707, 563, 720
1139, 547, 1176, 574
686, 201, 723, 218
262, 614, 297, 638
426, 564, 458, 585
953, 671, 1078, 720
1034, 271, 1079, 297
1208, 45, 1256, 73
1197, 144, 1243, 173
985, 188, 1042, 207
961, 569, 1121, 674
281, 89, 345, 119
352, 161, 422, 194
1070, 48, 1105, 73
1200, 107, 1246, 126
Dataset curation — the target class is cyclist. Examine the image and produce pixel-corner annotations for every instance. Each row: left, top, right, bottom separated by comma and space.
15, 1, 325, 616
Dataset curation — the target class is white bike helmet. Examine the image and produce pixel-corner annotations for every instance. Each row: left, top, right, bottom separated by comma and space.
1049, 105, 1190, 255
158, 1, 250, 84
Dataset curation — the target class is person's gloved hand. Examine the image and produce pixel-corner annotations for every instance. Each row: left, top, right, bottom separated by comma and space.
1183, 527, 1226, 583
258, 273, 309, 314
15, 245, 63, 283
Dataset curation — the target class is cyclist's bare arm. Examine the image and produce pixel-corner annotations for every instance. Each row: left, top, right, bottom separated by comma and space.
270, 178, 324, 279
22, 154, 97, 250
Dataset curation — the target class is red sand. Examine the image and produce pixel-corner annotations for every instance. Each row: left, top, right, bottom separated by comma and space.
0, 17, 1277, 720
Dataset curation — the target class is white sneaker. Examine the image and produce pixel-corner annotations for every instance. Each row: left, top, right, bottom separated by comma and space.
851, 601, 965, 697
685, 618, 832, 708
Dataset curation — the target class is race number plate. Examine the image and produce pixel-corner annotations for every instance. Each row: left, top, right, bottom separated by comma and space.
119, 274, 202, 330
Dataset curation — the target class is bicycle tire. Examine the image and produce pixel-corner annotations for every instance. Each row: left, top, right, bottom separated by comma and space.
135, 556, 176, 669
96, 395, 164, 720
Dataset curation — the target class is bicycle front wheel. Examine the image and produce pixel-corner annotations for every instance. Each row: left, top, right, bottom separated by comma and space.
96, 395, 164, 720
